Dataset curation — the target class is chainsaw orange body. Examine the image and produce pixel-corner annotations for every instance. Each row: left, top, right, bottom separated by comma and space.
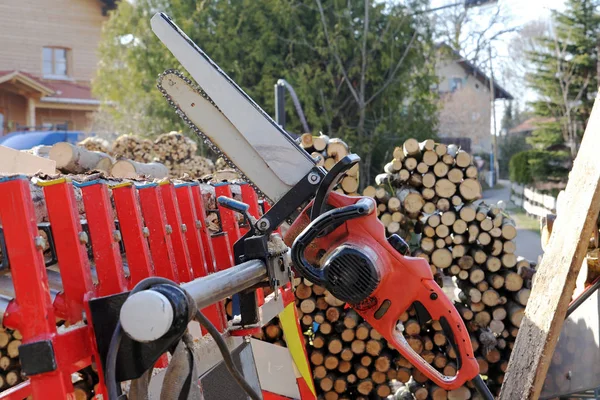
284, 191, 479, 390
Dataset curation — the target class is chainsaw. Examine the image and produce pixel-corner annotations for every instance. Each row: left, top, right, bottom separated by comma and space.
99, 12, 494, 400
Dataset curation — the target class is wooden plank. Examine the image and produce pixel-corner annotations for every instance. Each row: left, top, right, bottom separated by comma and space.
499, 94, 600, 399
0, 145, 55, 175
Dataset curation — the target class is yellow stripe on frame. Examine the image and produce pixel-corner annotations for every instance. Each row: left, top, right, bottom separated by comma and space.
278, 303, 316, 396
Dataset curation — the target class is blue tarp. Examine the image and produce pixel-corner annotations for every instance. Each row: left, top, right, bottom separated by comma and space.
0, 131, 87, 150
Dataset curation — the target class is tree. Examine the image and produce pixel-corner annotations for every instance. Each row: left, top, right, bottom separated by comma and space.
93, 0, 439, 186
525, 0, 600, 156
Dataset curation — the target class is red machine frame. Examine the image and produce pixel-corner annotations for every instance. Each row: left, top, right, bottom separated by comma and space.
0, 175, 313, 400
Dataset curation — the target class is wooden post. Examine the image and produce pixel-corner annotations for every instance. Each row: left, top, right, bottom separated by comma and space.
499, 93, 600, 399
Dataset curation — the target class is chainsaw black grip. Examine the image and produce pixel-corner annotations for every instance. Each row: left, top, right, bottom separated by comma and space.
290, 198, 373, 286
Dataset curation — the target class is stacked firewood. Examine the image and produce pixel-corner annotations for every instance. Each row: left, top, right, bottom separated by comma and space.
78, 137, 111, 154
254, 138, 536, 399
0, 328, 24, 391
111, 134, 155, 163
45, 132, 215, 179
299, 133, 359, 196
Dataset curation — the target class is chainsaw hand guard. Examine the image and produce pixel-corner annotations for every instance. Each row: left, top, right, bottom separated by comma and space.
286, 191, 480, 390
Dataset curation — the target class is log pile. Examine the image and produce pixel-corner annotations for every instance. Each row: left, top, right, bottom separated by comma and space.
254, 138, 537, 399
78, 137, 111, 154
45, 132, 215, 179
299, 133, 359, 196
0, 328, 25, 392
111, 134, 155, 163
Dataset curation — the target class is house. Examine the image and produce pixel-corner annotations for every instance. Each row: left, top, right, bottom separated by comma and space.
434, 44, 513, 155
0, 0, 117, 135
508, 117, 555, 138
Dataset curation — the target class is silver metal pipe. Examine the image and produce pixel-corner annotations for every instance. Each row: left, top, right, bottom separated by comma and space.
0, 295, 11, 324
181, 259, 267, 310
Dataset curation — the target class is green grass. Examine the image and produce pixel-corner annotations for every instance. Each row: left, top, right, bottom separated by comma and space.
506, 205, 541, 235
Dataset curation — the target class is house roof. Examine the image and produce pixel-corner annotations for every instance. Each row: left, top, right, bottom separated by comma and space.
0, 70, 99, 105
0, 70, 55, 96
436, 43, 513, 100
509, 117, 555, 135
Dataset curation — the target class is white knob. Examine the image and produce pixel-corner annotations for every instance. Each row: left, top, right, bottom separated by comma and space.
120, 290, 174, 342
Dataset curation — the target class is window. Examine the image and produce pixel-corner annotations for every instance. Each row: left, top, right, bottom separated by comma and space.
450, 77, 463, 92
43, 47, 69, 78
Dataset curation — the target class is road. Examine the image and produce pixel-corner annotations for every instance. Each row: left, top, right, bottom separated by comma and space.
482, 180, 544, 263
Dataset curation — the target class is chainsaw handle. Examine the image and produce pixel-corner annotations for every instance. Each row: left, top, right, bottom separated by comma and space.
360, 273, 480, 390
290, 198, 374, 286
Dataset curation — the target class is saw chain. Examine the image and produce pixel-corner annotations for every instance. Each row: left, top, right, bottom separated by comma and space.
157, 69, 269, 201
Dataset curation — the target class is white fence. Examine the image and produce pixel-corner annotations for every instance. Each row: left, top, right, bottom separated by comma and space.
510, 183, 557, 218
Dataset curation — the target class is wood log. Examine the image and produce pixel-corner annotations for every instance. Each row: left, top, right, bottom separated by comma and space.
444, 362, 458, 377
458, 255, 474, 270
453, 219, 468, 235
468, 224, 480, 243
374, 354, 392, 372
514, 288, 531, 306
406, 336, 424, 354
357, 379, 374, 395
324, 354, 339, 370
502, 219, 518, 240
491, 240, 504, 256
447, 166, 465, 184
434, 161, 450, 178
295, 283, 312, 300
465, 165, 478, 178
328, 337, 343, 355
478, 232, 492, 246
435, 143, 448, 156
300, 133, 314, 149
111, 160, 169, 179
507, 302, 525, 327
423, 187, 436, 200
452, 244, 466, 259
432, 248, 452, 269
469, 268, 485, 284
470, 248, 487, 264
423, 172, 437, 188
441, 211, 457, 226
405, 319, 421, 336
416, 162, 429, 175
503, 271, 524, 291
351, 339, 366, 354
455, 150, 471, 168
310, 350, 324, 366
404, 157, 418, 171
300, 298, 316, 314
320, 322, 333, 335
503, 240, 517, 254
360, 355, 372, 367
430, 384, 449, 400
502, 253, 517, 268
403, 138, 421, 157
398, 187, 425, 214
435, 224, 450, 238
340, 176, 359, 194
355, 323, 370, 340
486, 256, 501, 272
366, 339, 383, 356
435, 179, 457, 198
448, 386, 471, 400
490, 319, 505, 336
437, 198, 451, 212
312, 134, 329, 152
49, 142, 113, 174
408, 380, 429, 400
482, 289, 500, 307
393, 146, 406, 161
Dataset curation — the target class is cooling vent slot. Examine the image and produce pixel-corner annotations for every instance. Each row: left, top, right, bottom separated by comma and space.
324, 246, 379, 304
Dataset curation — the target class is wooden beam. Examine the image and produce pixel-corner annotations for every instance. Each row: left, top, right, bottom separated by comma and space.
499, 93, 600, 399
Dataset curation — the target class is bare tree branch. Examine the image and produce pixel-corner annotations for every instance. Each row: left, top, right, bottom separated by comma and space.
315, 0, 360, 104
366, 29, 418, 106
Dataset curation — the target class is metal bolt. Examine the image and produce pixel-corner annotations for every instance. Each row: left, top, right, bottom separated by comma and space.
308, 172, 321, 185
142, 227, 150, 237
113, 230, 122, 242
78, 231, 89, 245
257, 218, 270, 232
181, 224, 187, 233
34, 236, 46, 250
165, 225, 173, 234
195, 220, 202, 229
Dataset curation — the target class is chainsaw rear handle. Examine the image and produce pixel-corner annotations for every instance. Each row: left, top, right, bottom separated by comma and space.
290, 197, 374, 286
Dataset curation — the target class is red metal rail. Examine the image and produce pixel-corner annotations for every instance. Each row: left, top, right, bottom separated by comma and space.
0, 178, 268, 398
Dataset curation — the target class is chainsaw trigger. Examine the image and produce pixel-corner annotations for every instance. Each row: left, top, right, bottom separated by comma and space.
412, 301, 432, 327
